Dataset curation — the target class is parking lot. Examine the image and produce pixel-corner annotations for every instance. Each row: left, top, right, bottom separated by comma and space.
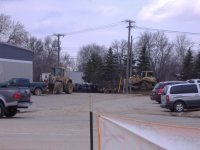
1, 93, 200, 150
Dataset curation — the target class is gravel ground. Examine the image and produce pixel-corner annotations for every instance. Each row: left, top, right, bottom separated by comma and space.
0, 93, 200, 150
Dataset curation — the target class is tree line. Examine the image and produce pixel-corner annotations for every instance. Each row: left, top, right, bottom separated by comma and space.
1, 13, 200, 86
0, 14, 74, 81
78, 32, 200, 88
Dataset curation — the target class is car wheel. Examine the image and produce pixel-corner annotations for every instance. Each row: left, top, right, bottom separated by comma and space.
0, 102, 5, 118
156, 100, 161, 104
174, 101, 185, 112
34, 88, 42, 96
53, 82, 63, 94
5, 108, 17, 118
66, 82, 73, 94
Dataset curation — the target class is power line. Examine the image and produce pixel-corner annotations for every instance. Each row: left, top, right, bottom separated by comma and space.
52, 21, 124, 61
49, 21, 123, 37
64, 21, 123, 36
135, 26, 200, 36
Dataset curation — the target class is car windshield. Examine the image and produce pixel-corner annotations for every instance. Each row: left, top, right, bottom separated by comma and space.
154, 83, 164, 89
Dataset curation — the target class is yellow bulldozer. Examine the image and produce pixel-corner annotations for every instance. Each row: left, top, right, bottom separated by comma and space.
47, 67, 73, 94
129, 71, 156, 90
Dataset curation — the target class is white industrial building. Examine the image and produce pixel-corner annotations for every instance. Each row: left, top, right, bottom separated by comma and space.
67, 71, 84, 84
0, 42, 33, 82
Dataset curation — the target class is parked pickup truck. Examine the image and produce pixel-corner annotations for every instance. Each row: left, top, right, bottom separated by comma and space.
0, 78, 48, 96
0, 87, 31, 117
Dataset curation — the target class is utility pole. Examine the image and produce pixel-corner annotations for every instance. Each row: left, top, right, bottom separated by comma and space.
129, 36, 133, 93
53, 33, 65, 67
124, 20, 135, 94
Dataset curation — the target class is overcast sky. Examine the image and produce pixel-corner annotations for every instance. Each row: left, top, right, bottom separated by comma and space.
1, 0, 200, 57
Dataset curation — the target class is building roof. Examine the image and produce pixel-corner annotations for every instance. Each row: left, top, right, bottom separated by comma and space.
0, 42, 32, 52
0, 42, 33, 61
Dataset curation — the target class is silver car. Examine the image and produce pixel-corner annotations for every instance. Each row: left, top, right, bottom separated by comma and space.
160, 83, 200, 112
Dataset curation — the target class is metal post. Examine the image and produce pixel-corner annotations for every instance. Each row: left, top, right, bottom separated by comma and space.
58, 35, 60, 66
129, 36, 133, 93
125, 21, 131, 94
53, 33, 65, 67
124, 20, 135, 94
89, 95, 93, 150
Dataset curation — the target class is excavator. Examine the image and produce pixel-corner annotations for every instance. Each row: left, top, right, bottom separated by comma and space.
47, 67, 73, 94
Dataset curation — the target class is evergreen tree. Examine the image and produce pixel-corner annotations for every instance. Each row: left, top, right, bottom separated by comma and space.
137, 45, 151, 74
181, 49, 193, 80
82, 59, 93, 83
193, 51, 200, 78
82, 53, 103, 84
103, 48, 119, 87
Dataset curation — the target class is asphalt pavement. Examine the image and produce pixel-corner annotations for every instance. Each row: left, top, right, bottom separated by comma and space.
0, 93, 200, 150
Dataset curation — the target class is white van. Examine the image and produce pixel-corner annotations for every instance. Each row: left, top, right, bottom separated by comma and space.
160, 83, 200, 112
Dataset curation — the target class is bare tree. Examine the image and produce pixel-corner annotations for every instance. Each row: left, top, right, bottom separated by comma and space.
7, 21, 29, 47
175, 35, 193, 62
77, 43, 106, 71
27, 36, 58, 81
42, 36, 58, 71
174, 34, 193, 73
136, 32, 154, 72
61, 54, 76, 71
0, 13, 29, 47
111, 40, 127, 59
0, 14, 11, 41
27, 36, 44, 81
110, 40, 127, 77
136, 32, 154, 62
151, 32, 173, 81
136, 32, 174, 81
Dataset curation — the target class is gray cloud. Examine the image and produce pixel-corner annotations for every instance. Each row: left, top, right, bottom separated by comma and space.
137, 0, 200, 22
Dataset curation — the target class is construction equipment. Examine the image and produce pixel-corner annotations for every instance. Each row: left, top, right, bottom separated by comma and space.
129, 71, 156, 90
47, 67, 73, 94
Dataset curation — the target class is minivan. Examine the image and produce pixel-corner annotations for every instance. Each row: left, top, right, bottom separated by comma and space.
160, 83, 200, 112
150, 81, 184, 103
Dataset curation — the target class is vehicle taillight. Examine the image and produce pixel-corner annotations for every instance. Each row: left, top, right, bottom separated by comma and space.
166, 95, 170, 103
158, 89, 163, 94
12, 92, 22, 100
